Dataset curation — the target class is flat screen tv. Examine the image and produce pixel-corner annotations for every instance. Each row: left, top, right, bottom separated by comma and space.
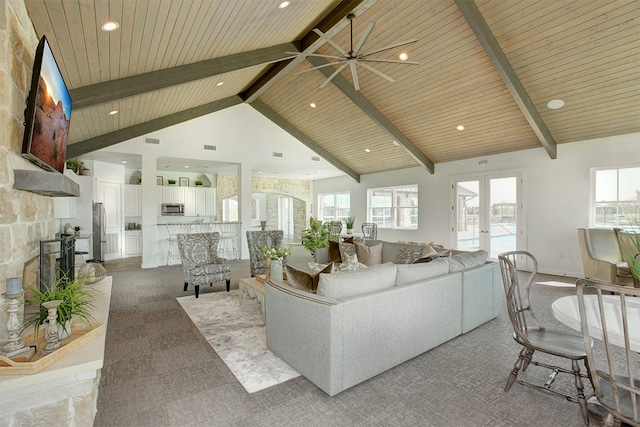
21, 35, 72, 174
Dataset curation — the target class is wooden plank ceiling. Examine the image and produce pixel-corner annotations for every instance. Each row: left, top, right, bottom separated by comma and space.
24, 0, 640, 178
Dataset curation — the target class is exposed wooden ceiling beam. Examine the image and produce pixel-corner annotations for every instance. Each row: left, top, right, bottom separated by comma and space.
67, 96, 243, 157
69, 44, 296, 110
456, 0, 557, 159
306, 56, 435, 174
241, 0, 378, 103
251, 100, 361, 183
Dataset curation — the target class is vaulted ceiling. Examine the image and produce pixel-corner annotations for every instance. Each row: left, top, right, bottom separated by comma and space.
25, 0, 640, 182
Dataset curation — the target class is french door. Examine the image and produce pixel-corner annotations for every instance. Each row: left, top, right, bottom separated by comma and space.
452, 171, 524, 259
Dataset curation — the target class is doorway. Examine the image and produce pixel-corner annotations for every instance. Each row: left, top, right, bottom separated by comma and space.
278, 196, 294, 239
452, 171, 523, 259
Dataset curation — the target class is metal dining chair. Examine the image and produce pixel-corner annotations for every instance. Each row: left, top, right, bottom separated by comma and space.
498, 251, 593, 426
576, 279, 640, 427
362, 222, 377, 240
329, 221, 343, 240
218, 221, 240, 261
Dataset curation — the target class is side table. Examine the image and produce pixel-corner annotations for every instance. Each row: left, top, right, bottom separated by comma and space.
239, 277, 266, 323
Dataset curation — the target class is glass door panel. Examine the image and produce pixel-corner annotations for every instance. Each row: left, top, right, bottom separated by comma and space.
488, 176, 518, 258
455, 180, 481, 251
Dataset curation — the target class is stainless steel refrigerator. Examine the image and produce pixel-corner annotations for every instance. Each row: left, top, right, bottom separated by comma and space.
92, 202, 106, 263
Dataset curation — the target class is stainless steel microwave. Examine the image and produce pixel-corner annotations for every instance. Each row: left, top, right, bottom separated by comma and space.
162, 203, 184, 216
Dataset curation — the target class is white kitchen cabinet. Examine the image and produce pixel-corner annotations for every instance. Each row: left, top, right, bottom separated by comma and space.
124, 231, 142, 256
124, 185, 142, 216
184, 187, 196, 216
196, 188, 216, 216
162, 186, 185, 204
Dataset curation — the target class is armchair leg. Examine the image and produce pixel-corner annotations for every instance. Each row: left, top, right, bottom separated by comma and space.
195, 285, 200, 298
226, 279, 230, 292
183, 282, 188, 292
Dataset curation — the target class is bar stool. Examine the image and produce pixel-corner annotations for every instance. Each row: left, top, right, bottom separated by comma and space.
166, 223, 183, 267
218, 221, 240, 261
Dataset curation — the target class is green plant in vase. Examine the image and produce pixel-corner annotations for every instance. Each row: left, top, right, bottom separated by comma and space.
23, 273, 95, 338
167, 179, 176, 185
619, 216, 640, 286
194, 180, 203, 186
66, 158, 82, 174
345, 215, 356, 233
301, 218, 331, 256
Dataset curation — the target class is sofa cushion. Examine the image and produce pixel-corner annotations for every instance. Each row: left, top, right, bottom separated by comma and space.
394, 246, 423, 264
354, 242, 383, 266
412, 244, 440, 263
285, 263, 333, 292
449, 250, 488, 272
317, 263, 397, 299
395, 257, 450, 286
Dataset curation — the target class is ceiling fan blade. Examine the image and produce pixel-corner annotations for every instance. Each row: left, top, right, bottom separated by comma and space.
360, 38, 418, 57
313, 28, 348, 56
354, 22, 375, 56
357, 62, 395, 83
293, 61, 346, 75
350, 62, 360, 91
319, 63, 349, 88
360, 58, 420, 65
287, 52, 344, 60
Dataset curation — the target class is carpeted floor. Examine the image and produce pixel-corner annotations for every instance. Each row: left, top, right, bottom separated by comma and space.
94, 246, 614, 426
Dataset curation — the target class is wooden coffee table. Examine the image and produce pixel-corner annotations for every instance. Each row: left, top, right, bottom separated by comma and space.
239, 277, 266, 323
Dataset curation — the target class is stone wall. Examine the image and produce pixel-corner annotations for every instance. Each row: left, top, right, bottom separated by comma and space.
0, 0, 56, 338
216, 174, 310, 239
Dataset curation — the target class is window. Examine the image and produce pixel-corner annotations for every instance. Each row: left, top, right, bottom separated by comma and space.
317, 192, 350, 222
368, 185, 418, 229
593, 165, 640, 227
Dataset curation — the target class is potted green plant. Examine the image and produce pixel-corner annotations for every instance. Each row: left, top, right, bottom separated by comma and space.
23, 273, 95, 339
194, 180, 203, 186
73, 226, 82, 236
167, 179, 176, 186
301, 218, 332, 261
345, 215, 356, 234
66, 158, 82, 174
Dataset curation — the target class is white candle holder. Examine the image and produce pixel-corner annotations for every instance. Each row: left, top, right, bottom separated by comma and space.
1, 293, 30, 358
41, 300, 64, 354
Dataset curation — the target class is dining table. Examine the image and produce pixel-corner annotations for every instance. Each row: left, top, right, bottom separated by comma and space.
551, 294, 640, 352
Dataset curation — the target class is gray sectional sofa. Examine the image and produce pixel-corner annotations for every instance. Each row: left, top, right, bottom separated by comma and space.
265, 246, 503, 396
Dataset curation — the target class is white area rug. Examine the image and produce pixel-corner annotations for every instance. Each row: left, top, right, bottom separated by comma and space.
535, 280, 576, 288
177, 290, 300, 393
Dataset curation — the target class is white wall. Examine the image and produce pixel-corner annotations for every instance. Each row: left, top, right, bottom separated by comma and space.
313, 133, 640, 278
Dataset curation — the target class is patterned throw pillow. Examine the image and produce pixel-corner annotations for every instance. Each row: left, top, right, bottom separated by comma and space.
338, 242, 360, 271
309, 262, 333, 273
394, 246, 423, 264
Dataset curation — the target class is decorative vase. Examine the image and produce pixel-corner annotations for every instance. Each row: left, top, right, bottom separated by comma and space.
270, 258, 283, 281
265, 257, 271, 280
347, 228, 353, 234
314, 247, 330, 264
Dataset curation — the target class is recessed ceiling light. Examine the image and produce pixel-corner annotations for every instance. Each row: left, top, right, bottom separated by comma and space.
216, 81, 224, 86
364, 148, 371, 153
258, 171, 262, 174
547, 99, 565, 109
457, 125, 465, 131
392, 140, 400, 146
184, 165, 189, 168
279, 1, 290, 9
121, 160, 127, 164
399, 52, 408, 61
310, 102, 317, 108
101, 21, 120, 32
109, 110, 119, 115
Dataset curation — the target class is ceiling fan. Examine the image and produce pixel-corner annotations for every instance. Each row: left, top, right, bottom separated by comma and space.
286, 14, 419, 91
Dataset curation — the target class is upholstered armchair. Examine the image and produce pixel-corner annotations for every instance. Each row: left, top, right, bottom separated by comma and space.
246, 230, 284, 277
177, 232, 231, 298
577, 228, 635, 287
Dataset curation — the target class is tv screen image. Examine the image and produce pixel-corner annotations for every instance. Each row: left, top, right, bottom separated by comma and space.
22, 36, 72, 173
